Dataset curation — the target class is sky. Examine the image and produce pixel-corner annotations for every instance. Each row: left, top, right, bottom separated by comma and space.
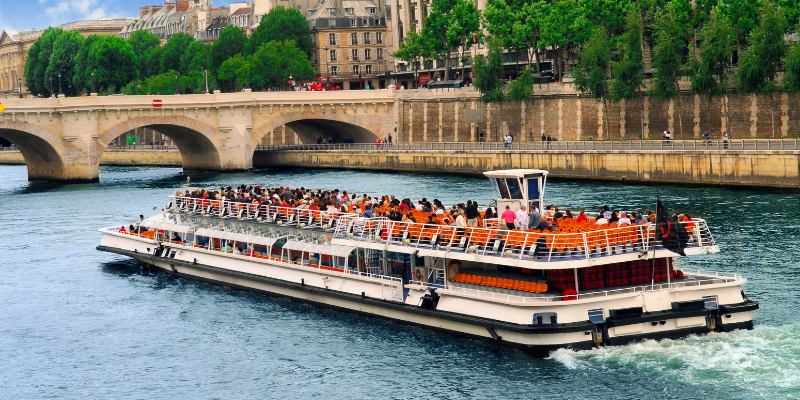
0, 0, 240, 32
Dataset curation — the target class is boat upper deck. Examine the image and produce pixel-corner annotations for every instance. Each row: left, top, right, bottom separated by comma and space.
171, 196, 718, 269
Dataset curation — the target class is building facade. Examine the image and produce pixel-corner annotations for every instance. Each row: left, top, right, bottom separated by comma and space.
0, 19, 131, 97
308, 0, 392, 89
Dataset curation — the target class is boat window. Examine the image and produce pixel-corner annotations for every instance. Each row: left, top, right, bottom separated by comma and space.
496, 178, 510, 199
533, 312, 557, 325
506, 178, 523, 199
527, 178, 540, 200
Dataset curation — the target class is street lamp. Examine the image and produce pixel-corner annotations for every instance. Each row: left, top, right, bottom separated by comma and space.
49, 76, 54, 97
90, 71, 95, 94
203, 68, 209, 94
174, 73, 179, 94
57, 72, 62, 96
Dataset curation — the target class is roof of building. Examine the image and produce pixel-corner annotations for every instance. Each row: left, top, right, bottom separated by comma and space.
230, 7, 252, 17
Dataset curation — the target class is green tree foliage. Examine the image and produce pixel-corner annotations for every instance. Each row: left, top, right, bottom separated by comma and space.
610, 8, 644, 101
143, 47, 163, 77
86, 36, 136, 92
211, 26, 246, 73
127, 30, 161, 79
540, 0, 592, 80
417, 0, 480, 79
160, 33, 196, 74
736, 0, 786, 93
121, 70, 204, 95
689, 8, 734, 96
249, 40, 315, 90
393, 31, 423, 64
472, 40, 505, 101
574, 28, 611, 137
716, 0, 761, 48
650, 6, 686, 101
73, 34, 100, 92
45, 30, 83, 96
248, 7, 313, 56
506, 67, 534, 100
783, 42, 800, 91
218, 55, 249, 92
484, 0, 543, 70
24, 27, 64, 96
182, 41, 211, 74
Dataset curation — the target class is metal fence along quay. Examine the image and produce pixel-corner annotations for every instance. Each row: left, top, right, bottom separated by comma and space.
256, 139, 800, 152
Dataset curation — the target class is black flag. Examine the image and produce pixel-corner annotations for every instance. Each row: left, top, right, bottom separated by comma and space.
655, 199, 688, 256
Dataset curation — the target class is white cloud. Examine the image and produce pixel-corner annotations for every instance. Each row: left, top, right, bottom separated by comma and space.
41, 0, 120, 25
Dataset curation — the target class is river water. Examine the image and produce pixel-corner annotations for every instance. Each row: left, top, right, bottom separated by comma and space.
0, 165, 798, 399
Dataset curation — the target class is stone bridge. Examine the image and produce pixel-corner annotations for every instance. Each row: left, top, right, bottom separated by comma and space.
0, 90, 397, 181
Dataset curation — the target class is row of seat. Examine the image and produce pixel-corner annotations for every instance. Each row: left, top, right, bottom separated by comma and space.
453, 273, 548, 293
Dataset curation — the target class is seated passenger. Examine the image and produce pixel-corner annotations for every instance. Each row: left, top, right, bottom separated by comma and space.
575, 210, 588, 223
534, 216, 551, 231
617, 212, 631, 226
119, 226, 127, 233
564, 209, 574, 219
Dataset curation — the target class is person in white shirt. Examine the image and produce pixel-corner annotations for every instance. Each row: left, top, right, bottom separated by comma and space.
617, 211, 631, 226
515, 205, 529, 230
453, 210, 468, 227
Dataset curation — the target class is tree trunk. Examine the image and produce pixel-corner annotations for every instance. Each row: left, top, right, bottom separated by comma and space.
444, 51, 451, 81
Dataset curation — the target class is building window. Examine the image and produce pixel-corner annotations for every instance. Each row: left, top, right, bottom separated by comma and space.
351, 48, 359, 60
330, 65, 338, 76
328, 33, 337, 45
365, 64, 372, 75
364, 48, 371, 60
376, 32, 383, 44
350, 32, 358, 45
345, 7, 354, 15
353, 65, 360, 75
363, 19, 368, 26
363, 32, 371, 44
367, 7, 376, 14
377, 48, 383, 60
327, 8, 337, 16
329, 49, 337, 62
330, 19, 336, 27
350, 19, 356, 27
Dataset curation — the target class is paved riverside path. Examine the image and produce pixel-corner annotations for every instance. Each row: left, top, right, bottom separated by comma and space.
254, 140, 800, 189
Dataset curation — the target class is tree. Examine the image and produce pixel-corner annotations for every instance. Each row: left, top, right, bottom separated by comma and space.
24, 27, 64, 96
248, 40, 315, 90
182, 41, 211, 74
540, 0, 592, 80
143, 46, 163, 77
736, 0, 786, 137
211, 26, 246, 73
45, 30, 83, 96
689, 8, 734, 97
610, 8, 644, 101
218, 55, 249, 92
86, 35, 136, 93
783, 41, 800, 91
160, 33, 195, 74
650, 5, 688, 137
248, 7, 313, 56
484, 0, 543, 72
127, 30, 161, 79
416, 0, 480, 80
507, 67, 534, 100
73, 34, 99, 92
716, 0, 761, 49
472, 39, 505, 102
574, 28, 611, 138
393, 31, 424, 87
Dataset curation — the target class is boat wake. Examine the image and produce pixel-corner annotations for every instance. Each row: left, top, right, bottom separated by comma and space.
548, 324, 800, 397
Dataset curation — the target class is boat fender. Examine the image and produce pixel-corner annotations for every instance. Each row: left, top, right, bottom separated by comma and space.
446, 260, 460, 280
414, 268, 424, 282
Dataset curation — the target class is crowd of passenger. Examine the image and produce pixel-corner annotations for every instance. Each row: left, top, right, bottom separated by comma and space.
175, 185, 692, 234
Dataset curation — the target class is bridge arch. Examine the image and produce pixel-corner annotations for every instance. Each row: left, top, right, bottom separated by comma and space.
0, 120, 67, 181
98, 116, 223, 171
250, 113, 380, 150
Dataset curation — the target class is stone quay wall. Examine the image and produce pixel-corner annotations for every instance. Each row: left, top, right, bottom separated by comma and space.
255, 149, 800, 189
0, 149, 181, 167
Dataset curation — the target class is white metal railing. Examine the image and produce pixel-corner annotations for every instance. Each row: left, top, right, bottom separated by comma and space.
440, 271, 740, 304
255, 138, 800, 152
332, 215, 715, 262
170, 196, 716, 264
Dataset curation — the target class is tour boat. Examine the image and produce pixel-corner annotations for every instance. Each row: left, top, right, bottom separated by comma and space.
97, 169, 758, 355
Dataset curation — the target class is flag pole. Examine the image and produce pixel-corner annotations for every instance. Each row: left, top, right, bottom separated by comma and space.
651, 197, 659, 288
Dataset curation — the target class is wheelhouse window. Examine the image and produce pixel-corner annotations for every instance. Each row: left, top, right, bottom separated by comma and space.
506, 178, 523, 199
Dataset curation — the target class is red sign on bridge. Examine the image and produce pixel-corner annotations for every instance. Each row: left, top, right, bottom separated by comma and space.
152, 99, 163, 108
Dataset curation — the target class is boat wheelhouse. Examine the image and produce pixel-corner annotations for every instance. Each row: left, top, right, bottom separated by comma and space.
98, 169, 757, 355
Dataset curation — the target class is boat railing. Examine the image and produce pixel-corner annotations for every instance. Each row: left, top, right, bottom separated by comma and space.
439, 271, 740, 304
332, 216, 715, 262
171, 196, 358, 231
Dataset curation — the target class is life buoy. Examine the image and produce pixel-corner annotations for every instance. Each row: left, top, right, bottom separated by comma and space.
562, 287, 578, 301
414, 268, 424, 282
446, 260, 460, 280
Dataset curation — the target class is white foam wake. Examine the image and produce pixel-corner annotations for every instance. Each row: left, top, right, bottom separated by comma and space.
548, 324, 800, 396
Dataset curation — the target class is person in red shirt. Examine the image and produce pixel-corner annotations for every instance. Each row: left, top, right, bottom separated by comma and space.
575, 210, 588, 223
501, 206, 517, 230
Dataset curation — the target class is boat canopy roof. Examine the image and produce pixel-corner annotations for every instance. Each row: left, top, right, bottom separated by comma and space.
483, 169, 549, 179
145, 220, 193, 234
282, 240, 355, 258
194, 228, 284, 247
